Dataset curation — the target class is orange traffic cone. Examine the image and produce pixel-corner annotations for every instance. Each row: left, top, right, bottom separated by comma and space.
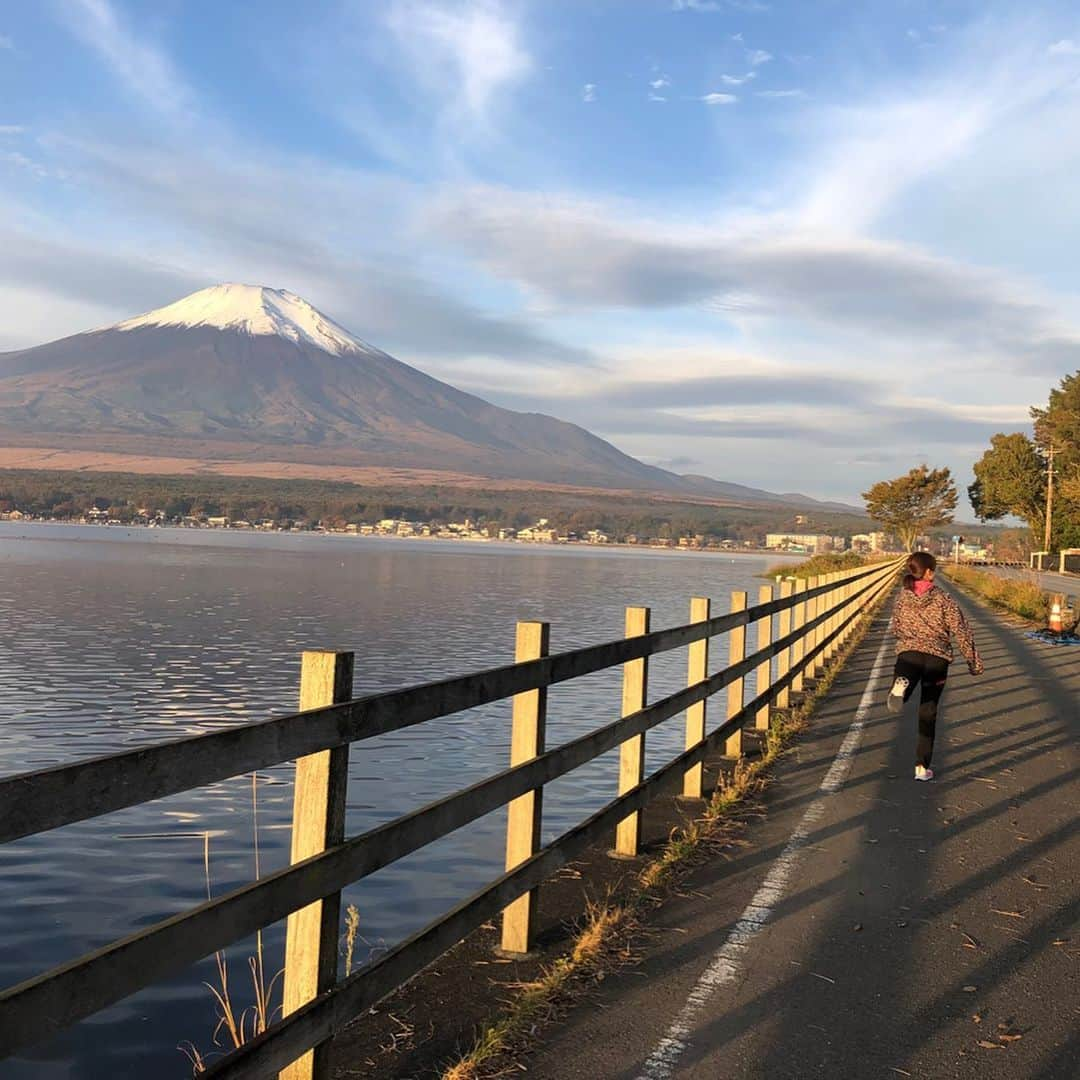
1049, 598, 1064, 635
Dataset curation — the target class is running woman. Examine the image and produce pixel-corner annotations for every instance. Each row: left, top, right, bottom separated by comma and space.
888, 552, 984, 781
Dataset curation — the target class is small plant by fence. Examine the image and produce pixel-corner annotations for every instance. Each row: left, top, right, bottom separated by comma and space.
0, 558, 902, 1079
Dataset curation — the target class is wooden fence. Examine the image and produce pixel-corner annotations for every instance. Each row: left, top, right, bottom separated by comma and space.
0, 558, 902, 1078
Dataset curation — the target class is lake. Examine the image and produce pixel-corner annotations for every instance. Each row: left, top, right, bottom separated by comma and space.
0, 523, 800, 1078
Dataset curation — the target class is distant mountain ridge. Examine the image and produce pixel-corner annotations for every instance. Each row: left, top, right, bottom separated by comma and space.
0, 284, 857, 512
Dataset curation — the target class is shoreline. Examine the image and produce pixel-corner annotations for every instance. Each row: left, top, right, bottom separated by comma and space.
0, 519, 811, 561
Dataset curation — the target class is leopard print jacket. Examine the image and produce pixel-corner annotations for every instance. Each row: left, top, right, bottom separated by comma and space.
890, 586, 983, 672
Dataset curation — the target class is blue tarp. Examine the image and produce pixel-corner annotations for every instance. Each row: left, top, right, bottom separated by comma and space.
1024, 630, 1080, 646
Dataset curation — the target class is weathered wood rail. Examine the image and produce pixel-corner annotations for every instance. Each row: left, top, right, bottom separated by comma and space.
0, 558, 902, 1078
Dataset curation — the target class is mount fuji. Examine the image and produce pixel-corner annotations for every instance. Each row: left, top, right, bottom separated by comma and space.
0, 284, 848, 508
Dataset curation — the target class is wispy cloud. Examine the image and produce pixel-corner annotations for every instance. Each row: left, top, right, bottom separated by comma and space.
1047, 38, 1080, 55
582, 82, 596, 103
747, 48, 773, 66
702, 92, 738, 105
756, 89, 806, 99
429, 186, 1080, 373
2, 151, 53, 179
720, 72, 757, 85
650, 76, 671, 89
672, 0, 771, 12
59, 0, 193, 117
797, 23, 1080, 231
0, 125, 25, 135
0, 34, 13, 50
384, 0, 531, 127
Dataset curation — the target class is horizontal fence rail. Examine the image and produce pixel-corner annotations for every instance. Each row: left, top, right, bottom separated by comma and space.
0, 565, 884, 845
0, 557, 903, 1077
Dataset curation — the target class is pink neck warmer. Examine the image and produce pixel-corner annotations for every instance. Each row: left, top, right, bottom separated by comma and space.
913, 579, 934, 596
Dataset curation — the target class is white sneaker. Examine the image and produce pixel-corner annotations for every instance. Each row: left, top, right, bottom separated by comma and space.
887, 676, 910, 713
914, 765, 935, 782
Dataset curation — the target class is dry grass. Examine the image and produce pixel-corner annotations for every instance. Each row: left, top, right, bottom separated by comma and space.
765, 551, 882, 581
179, 774, 285, 1076
943, 565, 1054, 623
442, 896, 634, 1080
439, 593, 887, 1080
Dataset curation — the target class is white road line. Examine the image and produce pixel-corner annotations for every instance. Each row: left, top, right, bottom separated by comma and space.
635, 626, 893, 1080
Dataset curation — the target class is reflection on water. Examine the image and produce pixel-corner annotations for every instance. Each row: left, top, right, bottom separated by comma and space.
0, 523, 799, 1078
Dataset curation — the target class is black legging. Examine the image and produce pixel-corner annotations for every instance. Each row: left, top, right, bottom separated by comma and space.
894, 650, 949, 767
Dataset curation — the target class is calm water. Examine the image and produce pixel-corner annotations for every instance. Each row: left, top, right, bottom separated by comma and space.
0, 524, 800, 1078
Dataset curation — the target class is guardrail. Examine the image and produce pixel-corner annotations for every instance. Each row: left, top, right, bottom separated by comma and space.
0, 557, 902, 1079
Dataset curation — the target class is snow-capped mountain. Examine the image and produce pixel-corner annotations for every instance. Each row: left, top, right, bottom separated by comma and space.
0, 283, 688, 489
0, 284, 852, 507
112, 284, 370, 357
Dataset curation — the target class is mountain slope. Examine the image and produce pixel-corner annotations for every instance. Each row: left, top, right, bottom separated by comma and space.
0, 284, 855, 508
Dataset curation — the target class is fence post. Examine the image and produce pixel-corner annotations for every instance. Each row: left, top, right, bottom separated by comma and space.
839, 571, 853, 646
499, 620, 550, 956
725, 591, 748, 758
775, 579, 794, 710
824, 573, 839, 663
683, 597, 711, 799
812, 574, 827, 677
755, 585, 773, 730
281, 650, 354, 1080
791, 578, 808, 696
614, 606, 650, 858
803, 575, 819, 679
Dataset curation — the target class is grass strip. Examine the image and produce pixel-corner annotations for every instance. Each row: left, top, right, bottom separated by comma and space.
440, 591, 890, 1080
942, 565, 1054, 623
763, 551, 885, 581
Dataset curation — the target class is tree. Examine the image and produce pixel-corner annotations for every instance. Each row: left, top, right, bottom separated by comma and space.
863, 465, 958, 551
969, 433, 1046, 538
1031, 369, 1080, 546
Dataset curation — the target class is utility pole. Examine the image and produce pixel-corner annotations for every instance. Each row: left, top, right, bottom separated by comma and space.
1043, 444, 1056, 555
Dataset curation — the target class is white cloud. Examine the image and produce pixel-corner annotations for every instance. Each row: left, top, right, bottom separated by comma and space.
1047, 38, 1080, 56
720, 72, 756, 85
648, 92, 667, 103
0, 34, 12, 50
59, 0, 193, 117
0, 125, 25, 135
650, 76, 671, 89
797, 26, 1080, 231
384, 0, 531, 126
756, 89, 806, 99
672, 1, 770, 11
428, 185, 1080, 373
582, 83, 596, 103
702, 92, 738, 105
2, 151, 51, 178
747, 48, 773, 66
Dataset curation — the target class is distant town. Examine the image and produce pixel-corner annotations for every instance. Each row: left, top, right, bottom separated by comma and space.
0, 504, 993, 560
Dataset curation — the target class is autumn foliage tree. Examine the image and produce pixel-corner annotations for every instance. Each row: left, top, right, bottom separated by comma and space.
863, 465, 958, 551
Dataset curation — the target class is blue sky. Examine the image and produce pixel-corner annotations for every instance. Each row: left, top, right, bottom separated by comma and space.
2, 1, 1080, 506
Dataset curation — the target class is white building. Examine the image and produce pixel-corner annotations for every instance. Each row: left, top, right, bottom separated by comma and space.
765, 533, 839, 554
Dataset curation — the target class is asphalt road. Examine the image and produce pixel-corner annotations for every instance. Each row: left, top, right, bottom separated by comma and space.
522, 593, 1079, 1080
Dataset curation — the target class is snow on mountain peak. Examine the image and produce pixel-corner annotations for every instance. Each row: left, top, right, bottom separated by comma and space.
112, 283, 371, 356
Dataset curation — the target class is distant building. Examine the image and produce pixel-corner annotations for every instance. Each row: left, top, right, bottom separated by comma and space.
519, 522, 558, 542
765, 533, 838, 554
